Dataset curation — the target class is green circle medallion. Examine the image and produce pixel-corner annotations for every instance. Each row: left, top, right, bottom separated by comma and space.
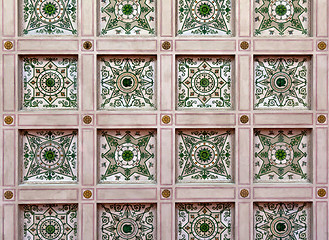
122, 78, 133, 87
123, 224, 133, 233
200, 78, 210, 87
276, 222, 286, 232
200, 223, 210, 232
276, 77, 287, 87
198, 149, 211, 162
122, 4, 133, 15
45, 224, 56, 234
45, 78, 56, 87
275, 5, 287, 16
44, 150, 56, 162
122, 150, 134, 161
198, 4, 212, 17
275, 149, 286, 160
42, 2, 57, 17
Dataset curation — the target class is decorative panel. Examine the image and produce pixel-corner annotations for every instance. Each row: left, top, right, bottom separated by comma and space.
98, 129, 156, 184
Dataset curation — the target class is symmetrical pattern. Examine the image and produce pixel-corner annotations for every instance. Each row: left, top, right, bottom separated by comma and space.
254, 129, 311, 182
21, 0, 77, 35
99, 129, 156, 183
22, 56, 78, 110
177, 0, 233, 36
98, 203, 156, 240
177, 56, 233, 109
22, 204, 78, 240
99, 56, 156, 110
99, 0, 156, 36
22, 130, 78, 183
177, 203, 233, 240
254, 202, 311, 240
254, 0, 310, 36
254, 56, 310, 109
177, 129, 233, 183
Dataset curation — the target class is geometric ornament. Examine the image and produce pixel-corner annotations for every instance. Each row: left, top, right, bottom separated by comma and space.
254, 202, 311, 240
22, 130, 78, 183
98, 203, 156, 240
254, 0, 310, 36
254, 129, 311, 183
177, 129, 233, 183
22, 204, 78, 240
177, 203, 233, 240
22, 56, 78, 110
254, 56, 310, 109
99, 130, 156, 183
99, 0, 156, 36
21, 0, 77, 35
177, 56, 233, 109
177, 0, 233, 36
99, 56, 156, 110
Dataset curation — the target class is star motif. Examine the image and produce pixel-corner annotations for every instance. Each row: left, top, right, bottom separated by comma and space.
255, 130, 307, 180
101, 131, 154, 180
255, 0, 307, 35
178, 130, 232, 181
101, 0, 154, 35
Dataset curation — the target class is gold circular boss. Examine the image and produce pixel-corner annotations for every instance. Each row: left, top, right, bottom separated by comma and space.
318, 41, 327, 50
162, 115, 171, 124
318, 189, 326, 197
4, 116, 13, 125
162, 41, 171, 50
240, 115, 249, 124
318, 115, 326, 124
4, 191, 13, 199
240, 41, 249, 50
83, 115, 92, 124
240, 189, 249, 198
83, 190, 92, 199
4, 41, 13, 50
83, 41, 93, 50
162, 189, 171, 198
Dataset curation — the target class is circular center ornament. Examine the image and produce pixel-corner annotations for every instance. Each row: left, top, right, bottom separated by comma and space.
37, 70, 64, 96
115, 0, 141, 22
270, 72, 292, 93
36, 141, 65, 170
269, 0, 294, 22
191, 70, 218, 96
38, 217, 64, 240
117, 72, 138, 93
115, 143, 141, 169
192, 0, 219, 23
117, 218, 139, 239
191, 215, 218, 239
268, 143, 293, 167
36, 0, 65, 23
191, 142, 218, 169
270, 217, 292, 238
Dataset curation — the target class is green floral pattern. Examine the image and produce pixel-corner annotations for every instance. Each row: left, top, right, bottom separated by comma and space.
99, 0, 156, 36
22, 56, 78, 110
99, 203, 156, 240
99, 56, 156, 110
254, 0, 310, 36
22, 0, 77, 35
22, 130, 78, 183
254, 56, 310, 109
254, 129, 311, 183
22, 204, 78, 240
177, 129, 233, 183
177, 0, 233, 35
99, 130, 156, 183
177, 56, 233, 109
177, 203, 233, 240
254, 202, 311, 240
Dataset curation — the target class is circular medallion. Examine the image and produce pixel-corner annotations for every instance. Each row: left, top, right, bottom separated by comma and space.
240, 115, 249, 124
162, 115, 171, 124
191, 142, 218, 169
268, 143, 293, 167
269, 0, 294, 23
117, 72, 139, 93
270, 217, 292, 238
4, 41, 13, 50
318, 188, 326, 197
4, 191, 14, 199
240, 189, 249, 198
117, 218, 139, 239
270, 72, 292, 93
35, 141, 65, 170
192, 0, 219, 23
318, 115, 326, 124
115, 0, 141, 22
191, 70, 218, 96
162, 41, 171, 50
240, 41, 249, 50
36, 0, 65, 23
191, 215, 218, 239
162, 189, 171, 198
115, 143, 141, 169
83, 115, 92, 124
38, 217, 64, 240
318, 41, 327, 50
4, 116, 14, 125
83, 41, 93, 50
37, 70, 64, 96
83, 190, 93, 199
